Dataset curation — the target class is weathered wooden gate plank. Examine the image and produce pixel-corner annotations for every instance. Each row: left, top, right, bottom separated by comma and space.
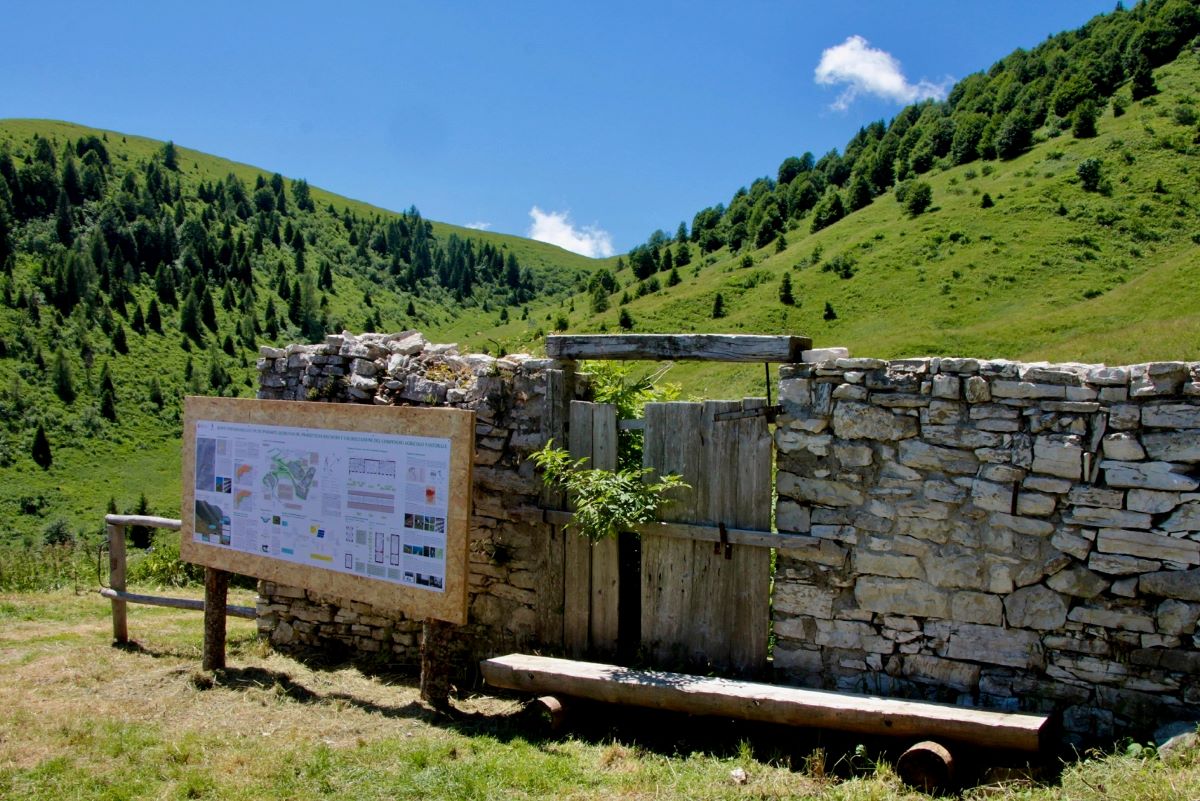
546, 334, 811, 362
641, 403, 704, 663
564, 401, 594, 656
536, 367, 571, 649
589, 403, 620, 657
732, 398, 772, 674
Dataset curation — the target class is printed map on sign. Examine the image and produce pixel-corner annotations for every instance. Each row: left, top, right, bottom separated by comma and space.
191, 420, 451, 591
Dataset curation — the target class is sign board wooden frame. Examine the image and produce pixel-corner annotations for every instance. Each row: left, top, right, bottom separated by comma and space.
182, 397, 474, 625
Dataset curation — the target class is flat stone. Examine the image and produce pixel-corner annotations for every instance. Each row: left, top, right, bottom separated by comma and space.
1017, 492, 1057, 517
1087, 366, 1129, 386
1162, 503, 1200, 532
991, 381, 1067, 399
898, 440, 979, 475
775, 500, 811, 533
931, 374, 960, 400
773, 583, 836, 618
923, 425, 1005, 449
1108, 404, 1141, 430
1127, 490, 1182, 515
926, 621, 1044, 669
1140, 569, 1200, 601
1143, 404, 1200, 428
1089, 552, 1162, 575
856, 551, 923, 579
1102, 461, 1199, 491
1067, 487, 1124, 508
1097, 528, 1200, 565
1004, 584, 1068, 630
834, 443, 873, 467
1020, 364, 1086, 385
901, 654, 980, 691
1068, 605, 1156, 633
1130, 362, 1188, 397
778, 473, 865, 507
1032, 435, 1083, 480
964, 376, 991, 403
835, 357, 886, 370
855, 577, 949, 618
801, 347, 850, 363
1051, 528, 1093, 560
1143, 430, 1200, 463
1046, 566, 1109, 598
833, 401, 919, 441
951, 591, 1004, 625
1157, 599, 1200, 636
990, 513, 1055, 537
1064, 506, 1152, 529
1024, 475, 1073, 494
815, 619, 893, 653
1102, 433, 1146, 461
970, 479, 1013, 513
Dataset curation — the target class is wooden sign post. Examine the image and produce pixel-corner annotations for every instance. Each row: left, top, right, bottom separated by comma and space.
181, 397, 474, 673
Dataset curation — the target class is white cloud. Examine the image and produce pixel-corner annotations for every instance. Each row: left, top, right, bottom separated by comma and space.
527, 207, 614, 258
464, 221, 492, 230
815, 35, 950, 111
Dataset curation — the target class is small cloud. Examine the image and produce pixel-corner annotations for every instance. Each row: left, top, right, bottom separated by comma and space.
527, 207, 614, 258
815, 35, 950, 111
464, 221, 492, 230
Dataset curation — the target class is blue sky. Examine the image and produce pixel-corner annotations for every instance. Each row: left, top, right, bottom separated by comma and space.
2, 1, 1116, 256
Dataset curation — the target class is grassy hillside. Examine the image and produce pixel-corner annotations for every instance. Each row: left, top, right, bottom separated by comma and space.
0, 120, 608, 545
501, 47, 1200, 398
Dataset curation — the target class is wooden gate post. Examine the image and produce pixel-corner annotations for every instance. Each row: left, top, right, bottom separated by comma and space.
202, 567, 229, 670
108, 521, 128, 644
420, 618, 455, 709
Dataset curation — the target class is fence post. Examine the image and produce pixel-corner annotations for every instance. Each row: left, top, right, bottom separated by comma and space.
108, 522, 128, 643
202, 567, 229, 670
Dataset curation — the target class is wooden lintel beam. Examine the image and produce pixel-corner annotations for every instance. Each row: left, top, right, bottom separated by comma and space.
546, 334, 812, 363
482, 653, 1051, 752
539, 508, 817, 552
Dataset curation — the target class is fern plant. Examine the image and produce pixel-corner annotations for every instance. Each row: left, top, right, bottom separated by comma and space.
531, 442, 688, 542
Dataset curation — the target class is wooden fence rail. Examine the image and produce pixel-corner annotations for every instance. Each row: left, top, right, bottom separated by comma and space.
102, 514, 254, 661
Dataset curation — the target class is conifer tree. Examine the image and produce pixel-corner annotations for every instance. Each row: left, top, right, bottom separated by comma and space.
712, 293, 726, 318
779, 273, 795, 305
32, 423, 52, 469
53, 348, 75, 403
98, 362, 117, 421
112, 324, 128, 353
146, 298, 162, 333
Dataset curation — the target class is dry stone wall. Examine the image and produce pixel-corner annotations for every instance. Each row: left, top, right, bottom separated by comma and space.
773, 356, 1200, 741
254, 331, 579, 678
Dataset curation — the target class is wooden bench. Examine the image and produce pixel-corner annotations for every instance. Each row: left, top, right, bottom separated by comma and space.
481, 653, 1051, 752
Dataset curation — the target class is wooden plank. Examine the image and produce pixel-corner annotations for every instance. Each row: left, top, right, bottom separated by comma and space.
542, 509, 819, 551
694, 400, 740, 667
536, 367, 571, 649
108, 522, 127, 644
104, 514, 181, 530
732, 398, 772, 674
589, 403, 620, 657
98, 588, 256, 619
481, 654, 1051, 752
641, 403, 705, 664
546, 334, 812, 363
563, 401, 594, 656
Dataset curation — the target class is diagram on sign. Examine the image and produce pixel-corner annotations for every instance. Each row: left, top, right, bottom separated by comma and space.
191, 420, 452, 592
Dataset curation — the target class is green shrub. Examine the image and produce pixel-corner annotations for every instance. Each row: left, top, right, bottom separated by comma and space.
127, 529, 204, 587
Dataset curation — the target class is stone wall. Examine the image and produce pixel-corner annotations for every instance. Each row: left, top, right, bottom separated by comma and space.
253, 331, 579, 680
773, 356, 1200, 741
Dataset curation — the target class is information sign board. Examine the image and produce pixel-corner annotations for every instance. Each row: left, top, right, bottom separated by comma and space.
181, 397, 474, 624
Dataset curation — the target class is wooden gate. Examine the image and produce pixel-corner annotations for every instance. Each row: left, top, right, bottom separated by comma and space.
561, 398, 773, 675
